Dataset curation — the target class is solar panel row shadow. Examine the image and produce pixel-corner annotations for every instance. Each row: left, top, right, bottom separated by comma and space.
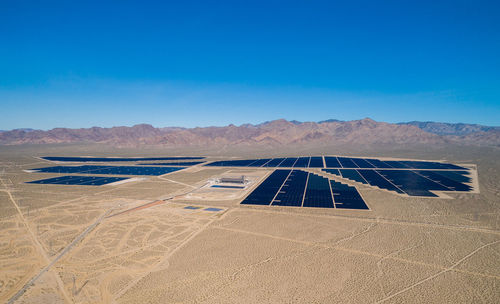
330, 180, 368, 209
27, 175, 128, 186
375, 170, 445, 197
272, 170, 308, 206
324, 156, 342, 168
303, 173, 334, 208
415, 171, 472, 192
308, 156, 324, 168
42, 156, 203, 162
32, 165, 185, 176
357, 170, 405, 194
322, 169, 341, 176
340, 169, 368, 184
240, 170, 290, 205
293, 157, 310, 168
278, 157, 298, 167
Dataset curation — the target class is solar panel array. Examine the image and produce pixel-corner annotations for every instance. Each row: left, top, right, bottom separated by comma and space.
206, 155, 473, 199
241, 169, 368, 210
28, 155, 474, 200
138, 161, 204, 166
30, 165, 185, 176
322, 168, 472, 197
26, 156, 193, 187
42, 156, 204, 162
206, 156, 466, 170
27, 176, 128, 186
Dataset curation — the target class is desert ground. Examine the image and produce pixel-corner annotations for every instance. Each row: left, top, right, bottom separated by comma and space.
0, 143, 499, 303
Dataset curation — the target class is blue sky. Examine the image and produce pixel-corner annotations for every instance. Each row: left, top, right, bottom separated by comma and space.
1, 0, 499, 129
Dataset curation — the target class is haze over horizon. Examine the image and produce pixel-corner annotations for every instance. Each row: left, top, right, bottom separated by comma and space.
1, 0, 499, 129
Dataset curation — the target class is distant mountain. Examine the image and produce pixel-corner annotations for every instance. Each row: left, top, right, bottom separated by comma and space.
0, 119, 498, 147
0, 128, 38, 133
318, 119, 344, 124
398, 121, 500, 136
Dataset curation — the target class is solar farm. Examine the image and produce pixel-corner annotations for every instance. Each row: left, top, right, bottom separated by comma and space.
21, 155, 477, 212
204, 156, 477, 209
1, 146, 498, 304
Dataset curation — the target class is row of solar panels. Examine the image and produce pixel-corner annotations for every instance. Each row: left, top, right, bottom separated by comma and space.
206, 156, 466, 170
41, 156, 204, 162
27, 175, 129, 186
30, 165, 185, 176
138, 161, 204, 166
241, 169, 368, 210
207, 157, 324, 168
322, 169, 472, 197
26, 165, 187, 186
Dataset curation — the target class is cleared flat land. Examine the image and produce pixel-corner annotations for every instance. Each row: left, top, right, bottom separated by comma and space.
0, 144, 499, 303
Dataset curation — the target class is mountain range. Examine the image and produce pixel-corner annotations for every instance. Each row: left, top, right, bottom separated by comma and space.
0, 119, 498, 147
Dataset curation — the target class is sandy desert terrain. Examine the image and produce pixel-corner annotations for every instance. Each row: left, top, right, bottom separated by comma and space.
0, 143, 499, 303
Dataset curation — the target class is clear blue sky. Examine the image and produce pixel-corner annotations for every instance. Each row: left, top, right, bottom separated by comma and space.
1, 0, 499, 130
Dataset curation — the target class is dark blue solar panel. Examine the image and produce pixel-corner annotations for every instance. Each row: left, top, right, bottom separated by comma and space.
27, 176, 76, 184
293, 157, 310, 168
350, 158, 375, 168
32, 165, 108, 174
27, 175, 128, 186
414, 171, 472, 192
205, 161, 229, 166
439, 163, 468, 170
303, 173, 334, 208
278, 158, 298, 167
241, 170, 290, 205
211, 185, 245, 189
322, 169, 341, 176
397, 161, 466, 170
239, 159, 262, 166
264, 158, 286, 167
139, 161, 204, 166
42, 156, 203, 162
273, 170, 307, 207
340, 169, 368, 184
380, 161, 411, 169
425, 170, 471, 183
337, 157, 359, 168
248, 159, 272, 167
31, 165, 185, 176
272, 170, 308, 207
308, 157, 324, 168
397, 161, 437, 169
357, 170, 404, 194
375, 170, 446, 197
330, 180, 369, 209
324, 156, 342, 168
364, 159, 393, 168
205, 160, 256, 166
